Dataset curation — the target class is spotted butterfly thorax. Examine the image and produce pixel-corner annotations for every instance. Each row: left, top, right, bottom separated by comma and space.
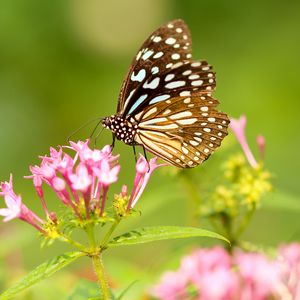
102, 19, 229, 168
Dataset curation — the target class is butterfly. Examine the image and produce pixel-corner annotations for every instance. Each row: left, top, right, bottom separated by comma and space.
102, 19, 229, 168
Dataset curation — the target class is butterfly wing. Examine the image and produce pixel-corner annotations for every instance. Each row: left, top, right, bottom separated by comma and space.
118, 19, 193, 114
134, 94, 229, 168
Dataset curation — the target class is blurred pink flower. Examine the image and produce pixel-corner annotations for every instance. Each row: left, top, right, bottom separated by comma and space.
235, 251, 281, 300
196, 267, 239, 300
279, 243, 300, 299
150, 271, 189, 300
180, 247, 231, 284
151, 244, 300, 300
230, 115, 258, 168
256, 135, 265, 160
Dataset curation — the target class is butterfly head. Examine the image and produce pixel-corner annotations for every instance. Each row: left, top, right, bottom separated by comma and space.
102, 115, 137, 145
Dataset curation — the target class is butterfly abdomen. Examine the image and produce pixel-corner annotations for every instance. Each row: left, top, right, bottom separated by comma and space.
102, 115, 137, 145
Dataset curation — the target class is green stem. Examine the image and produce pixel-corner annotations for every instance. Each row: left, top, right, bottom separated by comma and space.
92, 253, 110, 300
85, 223, 110, 299
60, 235, 86, 251
235, 204, 256, 239
86, 223, 96, 248
100, 219, 120, 248
220, 212, 236, 252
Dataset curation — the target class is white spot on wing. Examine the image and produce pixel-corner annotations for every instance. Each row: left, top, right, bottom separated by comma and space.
131, 69, 146, 82
182, 70, 192, 76
143, 107, 157, 119
191, 62, 201, 67
190, 140, 199, 146
189, 74, 200, 80
149, 94, 170, 104
153, 52, 164, 59
153, 36, 162, 43
169, 111, 193, 120
123, 89, 136, 111
165, 81, 186, 89
171, 53, 180, 60
191, 80, 204, 86
142, 50, 154, 60
136, 51, 142, 60
165, 37, 176, 45
143, 77, 160, 89
128, 94, 148, 114
151, 66, 159, 74
182, 147, 189, 154
141, 117, 167, 125
165, 74, 175, 82
180, 91, 191, 96
176, 118, 198, 125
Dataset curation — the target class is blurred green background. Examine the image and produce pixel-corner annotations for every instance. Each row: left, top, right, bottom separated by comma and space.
1, 0, 300, 299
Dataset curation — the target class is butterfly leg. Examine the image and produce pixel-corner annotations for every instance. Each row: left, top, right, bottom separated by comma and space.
132, 144, 138, 162
110, 134, 116, 150
142, 146, 151, 172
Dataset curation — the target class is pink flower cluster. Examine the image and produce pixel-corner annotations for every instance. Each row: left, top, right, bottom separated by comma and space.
151, 244, 300, 300
0, 140, 164, 232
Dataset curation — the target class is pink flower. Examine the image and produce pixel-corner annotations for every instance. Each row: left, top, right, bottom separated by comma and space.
127, 156, 166, 210
196, 267, 239, 300
151, 245, 300, 300
180, 247, 231, 284
0, 175, 44, 232
256, 135, 265, 161
94, 160, 121, 215
95, 161, 120, 186
0, 188, 22, 222
4, 140, 164, 226
279, 243, 300, 299
69, 164, 92, 192
150, 271, 189, 300
230, 116, 258, 168
235, 251, 281, 299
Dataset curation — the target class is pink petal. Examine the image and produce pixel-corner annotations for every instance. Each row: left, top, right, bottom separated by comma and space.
230, 115, 258, 168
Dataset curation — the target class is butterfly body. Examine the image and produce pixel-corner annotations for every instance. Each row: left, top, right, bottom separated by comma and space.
103, 19, 229, 168
102, 115, 137, 145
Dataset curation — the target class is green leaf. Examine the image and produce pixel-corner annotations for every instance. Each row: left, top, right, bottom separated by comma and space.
66, 279, 101, 300
107, 226, 229, 247
0, 251, 84, 300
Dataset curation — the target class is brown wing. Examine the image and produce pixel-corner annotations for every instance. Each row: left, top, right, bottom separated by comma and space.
134, 95, 229, 168
118, 19, 192, 114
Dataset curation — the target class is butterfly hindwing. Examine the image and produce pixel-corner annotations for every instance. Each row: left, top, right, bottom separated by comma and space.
134, 95, 229, 168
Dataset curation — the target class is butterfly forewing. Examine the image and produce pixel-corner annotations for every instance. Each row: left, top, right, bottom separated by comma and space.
118, 19, 192, 114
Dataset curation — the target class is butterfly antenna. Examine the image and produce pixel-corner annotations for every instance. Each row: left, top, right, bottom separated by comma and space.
94, 126, 105, 148
89, 118, 104, 140
67, 117, 104, 142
